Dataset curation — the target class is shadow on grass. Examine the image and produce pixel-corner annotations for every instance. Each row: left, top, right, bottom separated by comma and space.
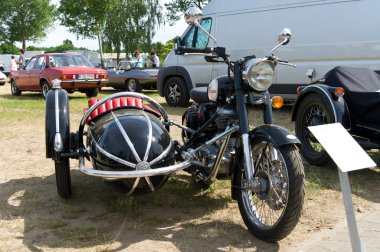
0, 170, 279, 251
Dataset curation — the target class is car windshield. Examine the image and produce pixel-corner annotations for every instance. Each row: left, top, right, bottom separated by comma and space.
118, 61, 133, 70
49, 54, 93, 68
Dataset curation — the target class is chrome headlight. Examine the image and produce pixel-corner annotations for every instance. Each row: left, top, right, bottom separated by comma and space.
242, 59, 275, 92
208, 78, 218, 102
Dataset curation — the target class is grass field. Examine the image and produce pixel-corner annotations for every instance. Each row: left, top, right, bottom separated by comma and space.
0, 85, 379, 251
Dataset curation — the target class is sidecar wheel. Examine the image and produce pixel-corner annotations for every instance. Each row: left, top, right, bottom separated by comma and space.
295, 94, 334, 165
106, 176, 169, 195
236, 140, 305, 242
55, 157, 72, 198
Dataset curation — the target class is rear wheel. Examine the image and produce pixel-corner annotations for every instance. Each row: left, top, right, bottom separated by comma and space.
55, 157, 71, 198
236, 139, 305, 242
11, 79, 21, 96
295, 94, 334, 165
164, 76, 189, 107
85, 88, 99, 97
126, 79, 141, 92
42, 80, 51, 99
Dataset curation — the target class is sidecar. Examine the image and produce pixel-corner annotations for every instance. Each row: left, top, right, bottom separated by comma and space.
292, 66, 380, 165
45, 80, 192, 198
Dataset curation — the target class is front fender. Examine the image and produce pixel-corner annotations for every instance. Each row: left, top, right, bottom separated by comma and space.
157, 66, 193, 97
249, 124, 301, 148
45, 89, 70, 159
291, 84, 348, 125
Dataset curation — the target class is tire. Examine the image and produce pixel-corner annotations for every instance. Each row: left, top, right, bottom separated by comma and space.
125, 79, 141, 92
295, 94, 334, 165
236, 139, 305, 242
164, 76, 189, 107
85, 88, 99, 98
54, 157, 72, 198
41, 80, 51, 99
10, 79, 21, 96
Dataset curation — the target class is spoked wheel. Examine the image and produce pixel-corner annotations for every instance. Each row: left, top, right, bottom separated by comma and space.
126, 79, 141, 92
236, 139, 305, 242
11, 79, 21, 96
54, 157, 72, 198
295, 94, 334, 165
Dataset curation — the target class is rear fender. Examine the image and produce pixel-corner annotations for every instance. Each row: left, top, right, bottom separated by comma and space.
291, 85, 348, 126
45, 89, 70, 159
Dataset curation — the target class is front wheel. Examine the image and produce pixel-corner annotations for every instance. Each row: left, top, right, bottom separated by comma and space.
295, 94, 334, 165
42, 80, 51, 99
164, 76, 189, 107
236, 140, 305, 242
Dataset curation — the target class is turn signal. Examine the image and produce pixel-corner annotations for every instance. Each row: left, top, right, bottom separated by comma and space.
334, 87, 345, 97
272, 96, 284, 109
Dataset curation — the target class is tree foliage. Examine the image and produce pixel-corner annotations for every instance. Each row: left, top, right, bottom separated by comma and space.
26, 40, 89, 53
165, 0, 210, 25
0, 42, 19, 54
0, 0, 55, 51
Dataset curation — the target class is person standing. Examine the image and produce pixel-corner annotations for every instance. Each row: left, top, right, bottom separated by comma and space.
10, 56, 18, 73
132, 50, 144, 68
18, 49, 26, 68
150, 51, 160, 68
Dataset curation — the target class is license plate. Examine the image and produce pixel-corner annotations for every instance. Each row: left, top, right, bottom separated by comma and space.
77, 74, 94, 79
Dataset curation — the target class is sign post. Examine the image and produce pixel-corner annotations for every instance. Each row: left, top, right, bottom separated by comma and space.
308, 123, 376, 252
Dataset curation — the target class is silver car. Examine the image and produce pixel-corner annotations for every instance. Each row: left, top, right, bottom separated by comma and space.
107, 61, 159, 92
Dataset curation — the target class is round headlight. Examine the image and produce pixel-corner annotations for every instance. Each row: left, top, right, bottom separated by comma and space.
242, 59, 275, 92
208, 78, 218, 102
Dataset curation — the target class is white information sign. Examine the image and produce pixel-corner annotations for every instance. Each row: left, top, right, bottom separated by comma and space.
308, 123, 376, 172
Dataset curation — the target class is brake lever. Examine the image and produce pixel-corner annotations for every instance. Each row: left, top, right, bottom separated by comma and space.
277, 61, 296, 68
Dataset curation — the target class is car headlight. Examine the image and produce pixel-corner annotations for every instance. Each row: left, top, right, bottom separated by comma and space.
242, 59, 274, 92
208, 78, 218, 102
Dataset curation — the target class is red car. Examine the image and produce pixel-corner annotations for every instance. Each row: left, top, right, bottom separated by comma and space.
10, 53, 108, 97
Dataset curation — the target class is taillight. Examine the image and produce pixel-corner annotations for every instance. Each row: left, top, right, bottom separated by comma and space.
96, 73, 108, 79
62, 74, 76, 80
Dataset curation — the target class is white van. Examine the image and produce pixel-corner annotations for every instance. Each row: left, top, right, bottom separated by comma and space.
0, 54, 19, 76
157, 0, 380, 106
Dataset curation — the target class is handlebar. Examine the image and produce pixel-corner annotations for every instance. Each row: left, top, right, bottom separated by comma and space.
176, 46, 227, 58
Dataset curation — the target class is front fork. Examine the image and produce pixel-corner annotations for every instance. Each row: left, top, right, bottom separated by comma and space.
234, 64, 255, 183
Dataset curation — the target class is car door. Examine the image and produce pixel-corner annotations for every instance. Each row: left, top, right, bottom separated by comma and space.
15, 57, 36, 90
29, 56, 46, 90
22, 57, 38, 90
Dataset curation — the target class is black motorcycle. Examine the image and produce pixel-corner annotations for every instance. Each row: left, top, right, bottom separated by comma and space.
46, 7, 305, 242
292, 66, 380, 166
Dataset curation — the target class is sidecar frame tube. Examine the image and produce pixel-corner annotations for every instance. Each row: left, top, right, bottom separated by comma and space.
78, 157, 192, 178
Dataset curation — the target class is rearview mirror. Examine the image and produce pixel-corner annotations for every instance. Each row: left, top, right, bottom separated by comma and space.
184, 6, 203, 26
278, 28, 292, 45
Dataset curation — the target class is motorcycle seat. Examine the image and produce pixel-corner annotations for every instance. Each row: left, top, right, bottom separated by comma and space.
85, 97, 161, 123
190, 87, 210, 104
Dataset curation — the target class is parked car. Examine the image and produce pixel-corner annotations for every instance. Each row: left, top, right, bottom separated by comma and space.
0, 71, 6, 86
107, 61, 158, 92
292, 66, 380, 165
9, 53, 108, 98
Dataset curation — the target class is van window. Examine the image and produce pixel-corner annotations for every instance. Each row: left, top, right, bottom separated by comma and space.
195, 18, 212, 48
182, 18, 212, 49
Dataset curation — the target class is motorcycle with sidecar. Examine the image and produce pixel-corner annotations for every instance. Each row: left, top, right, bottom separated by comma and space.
45, 7, 305, 242
292, 66, 380, 165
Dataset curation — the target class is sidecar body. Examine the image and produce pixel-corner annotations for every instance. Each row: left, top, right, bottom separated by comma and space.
45, 80, 192, 198
292, 66, 380, 165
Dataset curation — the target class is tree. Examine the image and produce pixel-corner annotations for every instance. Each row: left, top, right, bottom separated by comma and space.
0, 42, 19, 54
165, 0, 210, 25
59, 0, 114, 67
0, 0, 55, 51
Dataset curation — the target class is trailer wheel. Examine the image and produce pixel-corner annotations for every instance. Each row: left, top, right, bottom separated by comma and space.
55, 157, 72, 198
